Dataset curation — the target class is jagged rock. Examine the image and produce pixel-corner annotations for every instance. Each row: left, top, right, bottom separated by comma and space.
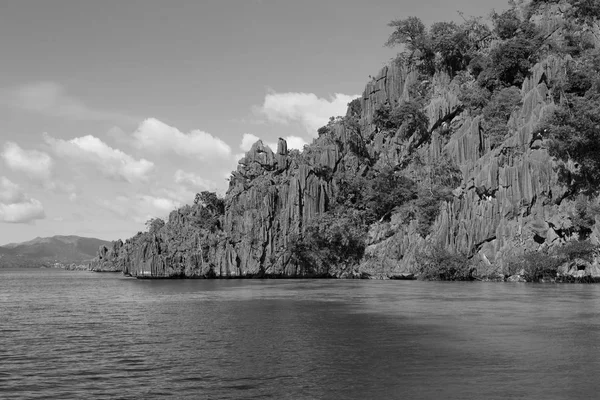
91, 3, 600, 279
507, 275, 527, 282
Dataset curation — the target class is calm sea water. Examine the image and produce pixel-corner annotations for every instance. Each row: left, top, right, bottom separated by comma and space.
2, 269, 600, 399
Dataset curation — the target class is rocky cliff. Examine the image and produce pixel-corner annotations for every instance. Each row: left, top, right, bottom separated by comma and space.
93, 0, 600, 280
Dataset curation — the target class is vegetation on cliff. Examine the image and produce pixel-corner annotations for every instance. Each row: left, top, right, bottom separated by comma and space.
94, 0, 600, 281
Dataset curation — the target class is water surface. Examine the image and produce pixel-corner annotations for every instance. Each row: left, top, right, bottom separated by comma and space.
2, 268, 600, 399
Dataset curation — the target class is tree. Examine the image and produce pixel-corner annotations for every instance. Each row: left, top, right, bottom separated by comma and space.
544, 94, 600, 194
194, 191, 225, 214
145, 218, 165, 234
482, 86, 522, 148
385, 16, 428, 51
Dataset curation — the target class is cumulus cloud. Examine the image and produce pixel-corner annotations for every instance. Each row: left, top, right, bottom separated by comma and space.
44, 133, 154, 182
239, 133, 308, 153
3, 81, 136, 124
1, 142, 53, 180
0, 177, 45, 223
98, 194, 183, 224
132, 118, 232, 159
258, 92, 359, 135
240, 133, 261, 152
174, 170, 215, 192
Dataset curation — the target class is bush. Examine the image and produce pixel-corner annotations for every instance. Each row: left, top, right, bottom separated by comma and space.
492, 9, 522, 40
489, 37, 539, 88
415, 246, 474, 280
347, 98, 362, 117
544, 94, 600, 194
482, 86, 522, 148
557, 240, 598, 262
290, 211, 366, 273
506, 252, 562, 281
145, 218, 165, 234
570, 196, 600, 238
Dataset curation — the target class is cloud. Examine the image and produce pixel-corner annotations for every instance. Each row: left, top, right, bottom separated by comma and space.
98, 194, 183, 224
239, 133, 308, 153
284, 136, 308, 150
0, 177, 45, 223
258, 92, 359, 135
174, 170, 215, 192
132, 118, 232, 159
44, 133, 154, 182
3, 81, 136, 124
2, 142, 53, 180
240, 133, 261, 152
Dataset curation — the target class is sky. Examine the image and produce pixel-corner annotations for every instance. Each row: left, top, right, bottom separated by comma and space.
0, 0, 508, 245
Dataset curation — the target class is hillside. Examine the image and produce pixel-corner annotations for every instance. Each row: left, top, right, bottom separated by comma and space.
0, 236, 112, 268
92, 0, 600, 281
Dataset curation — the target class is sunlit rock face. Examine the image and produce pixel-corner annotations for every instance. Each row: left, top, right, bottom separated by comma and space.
93, 1, 600, 278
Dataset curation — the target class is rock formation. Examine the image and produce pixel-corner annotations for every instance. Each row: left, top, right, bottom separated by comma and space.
93, 0, 600, 280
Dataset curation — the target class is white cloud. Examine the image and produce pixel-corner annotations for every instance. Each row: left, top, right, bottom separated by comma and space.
240, 133, 261, 152
174, 169, 215, 192
259, 92, 359, 135
132, 118, 232, 159
239, 133, 308, 154
0, 177, 45, 223
44, 133, 154, 182
2, 142, 53, 180
284, 136, 308, 150
98, 194, 183, 224
3, 81, 135, 124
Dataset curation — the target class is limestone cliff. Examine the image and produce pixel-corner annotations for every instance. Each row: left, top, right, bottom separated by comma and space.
94, 0, 600, 280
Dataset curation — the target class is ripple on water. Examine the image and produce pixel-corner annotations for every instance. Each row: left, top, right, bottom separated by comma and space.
2, 270, 600, 399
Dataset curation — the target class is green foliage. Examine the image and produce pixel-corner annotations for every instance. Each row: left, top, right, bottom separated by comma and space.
191, 191, 225, 232
415, 246, 474, 281
570, 196, 600, 238
482, 86, 522, 148
454, 71, 492, 113
385, 16, 428, 52
145, 218, 165, 234
567, 0, 600, 24
544, 94, 600, 194
486, 37, 539, 89
317, 125, 330, 136
506, 251, 562, 281
557, 240, 599, 262
194, 191, 225, 214
366, 167, 418, 223
290, 210, 366, 273
507, 240, 599, 281
430, 21, 472, 73
492, 8, 522, 40
372, 101, 429, 138
347, 98, 362, 117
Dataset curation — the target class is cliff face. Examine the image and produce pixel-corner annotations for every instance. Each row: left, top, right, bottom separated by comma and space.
95, 0, 600, 279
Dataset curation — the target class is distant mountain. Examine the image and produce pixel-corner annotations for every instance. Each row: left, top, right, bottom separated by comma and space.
0, 235, 112, 268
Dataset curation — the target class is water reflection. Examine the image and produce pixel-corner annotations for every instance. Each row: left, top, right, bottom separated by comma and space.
1, 270, 600, 399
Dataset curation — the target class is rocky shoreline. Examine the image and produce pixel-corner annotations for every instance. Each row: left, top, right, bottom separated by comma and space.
90, 1, 600, 281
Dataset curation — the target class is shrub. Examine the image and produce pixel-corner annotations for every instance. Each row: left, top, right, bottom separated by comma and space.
482, 86, 522, 148
544, 94, 600, 194
145, 218, 165, 234
506, 252, 562, 281
347, 98, 362, 117
490, 37, 539, 88
415, 246, 474, 280
492, 9, 522, 40
570, 196, 600, 238
430, 21, 471, 73
290, 211, 366, 273
556, 240, 598, 262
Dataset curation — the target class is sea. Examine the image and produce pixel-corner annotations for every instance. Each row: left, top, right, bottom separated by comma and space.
1, 268, 600, 400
